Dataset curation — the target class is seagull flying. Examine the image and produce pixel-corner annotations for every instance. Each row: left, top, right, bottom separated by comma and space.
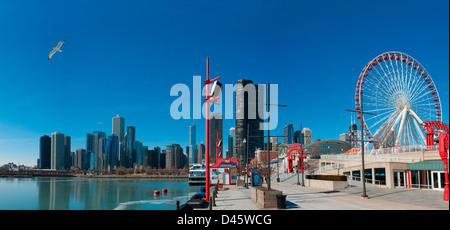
48, 40, 66, 60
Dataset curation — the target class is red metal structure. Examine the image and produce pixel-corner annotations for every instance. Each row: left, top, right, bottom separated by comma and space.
204, 57, 220, 202
286, 144, 306, 173
439, 132, 449, 201
421, 121, 449, 201
421, 121, 449, 150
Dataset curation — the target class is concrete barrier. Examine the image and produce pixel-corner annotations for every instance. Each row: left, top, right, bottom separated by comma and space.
250, 186, 282, 209
305, 179, 348, 190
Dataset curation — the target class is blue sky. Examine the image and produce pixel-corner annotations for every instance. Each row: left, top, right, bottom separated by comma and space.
0, 0, 448, 166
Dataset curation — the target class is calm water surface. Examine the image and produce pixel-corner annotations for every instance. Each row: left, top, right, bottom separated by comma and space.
0, 176, 201, 210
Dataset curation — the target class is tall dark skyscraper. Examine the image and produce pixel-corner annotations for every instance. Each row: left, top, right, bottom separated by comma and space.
125, 126, 136, 167
235, 79, 264, 167
210, 113, 223, 164
39, 135, 51, 169
283, 124, 294, 144
64, 135, 71, 169
188, 124, 197, 165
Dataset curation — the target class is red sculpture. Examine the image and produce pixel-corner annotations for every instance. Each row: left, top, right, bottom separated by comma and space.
439, 132, 449, 201
421, 121, 449, 150
286, 144, 305, 173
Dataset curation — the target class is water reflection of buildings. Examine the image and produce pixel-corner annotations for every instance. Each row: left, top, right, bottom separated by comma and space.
37, 177, 197, 210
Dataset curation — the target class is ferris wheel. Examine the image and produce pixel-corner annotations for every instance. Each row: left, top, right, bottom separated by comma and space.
355, 51, 442, 149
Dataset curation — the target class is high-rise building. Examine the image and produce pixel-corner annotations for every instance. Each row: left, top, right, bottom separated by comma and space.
134, 140, 143, 166
93, 131, 106, 170
294, 130, 302, 144
153, 146, 161, 168
125, 126, 135, 167
112, 115, 125, 168
188, 124, 197, 166
235, 79, 264, 167
112, 115, 125, 142
108, 134, 119, 168
228, 127, 235, 158
271, 136, 280, 151
198, 142, 205, 164
39, 135, 51, 169
210, 113, 223, 163
283, 124, 294, 145
302, 128, 312, 145
64, 135, 71, 169
160, 149, 166, 169
51, 132, 69, 170
75, 148, 86, 170
189, 124, 196, 147
165, 144, 183, 169
349, 123, 358, 148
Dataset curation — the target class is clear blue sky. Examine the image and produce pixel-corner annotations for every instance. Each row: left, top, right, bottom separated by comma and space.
0, 0, 448, 166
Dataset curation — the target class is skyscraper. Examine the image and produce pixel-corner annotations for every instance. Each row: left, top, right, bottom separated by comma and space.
51, 132, 68, 170
235, 79, 264, 167
189, 124, 197, 165
125, 126, 136, 167
283, 124, 294, 145
108, 134, 119, 168
112, 115, 125, 168
75, 148, 86, 170
228, 127, 235, 158
189, 124, 196, 147
153, 146, 161, 168
210, 113, 223, 164
165, 144, 183, 169
39, 135, 51, 169
198, 142, 205, 164
64, 135, 71, 169
134, 140, 143, 166
112, 115, 125, 142
93, 131, 106, 170
302, 128, 312, 145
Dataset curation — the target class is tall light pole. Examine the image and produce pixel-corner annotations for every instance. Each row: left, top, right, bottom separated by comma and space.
204, 57, 221, 202
346, 91, 376, 199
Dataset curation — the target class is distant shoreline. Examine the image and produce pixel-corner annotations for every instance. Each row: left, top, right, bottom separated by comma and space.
75, 174, 189, 179
0, 171, 189, 179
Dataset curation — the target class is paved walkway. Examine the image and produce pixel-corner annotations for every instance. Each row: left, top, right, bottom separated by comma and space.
212, 181, 449, 210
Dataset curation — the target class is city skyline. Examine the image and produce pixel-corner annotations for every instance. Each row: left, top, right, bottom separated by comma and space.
0, 0, 449, 166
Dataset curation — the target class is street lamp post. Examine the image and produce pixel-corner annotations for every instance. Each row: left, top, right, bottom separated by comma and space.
204, 57, 221, 202
359, 91, 369, 199
346, 91, 376, 199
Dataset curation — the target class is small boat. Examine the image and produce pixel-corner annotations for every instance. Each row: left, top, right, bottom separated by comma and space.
188, 163, 206, 185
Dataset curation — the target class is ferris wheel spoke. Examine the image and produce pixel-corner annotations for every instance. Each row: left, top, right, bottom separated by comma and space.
371, 111, 401, 144
365, 71, 396, 99
365, 108, 397, 124
372, 64, 397, 95
364, 106, 397, 114
409, 85, 430, 105
368, 110, 400, 136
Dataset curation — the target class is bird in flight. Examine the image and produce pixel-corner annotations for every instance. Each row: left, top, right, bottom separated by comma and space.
48, 40, 66, 60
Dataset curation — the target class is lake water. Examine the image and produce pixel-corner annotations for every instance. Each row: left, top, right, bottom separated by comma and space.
0, 176, 201, 210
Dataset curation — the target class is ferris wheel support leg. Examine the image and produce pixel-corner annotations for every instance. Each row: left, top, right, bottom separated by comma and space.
411, 117, 427, 146
396, 108, 408, 145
